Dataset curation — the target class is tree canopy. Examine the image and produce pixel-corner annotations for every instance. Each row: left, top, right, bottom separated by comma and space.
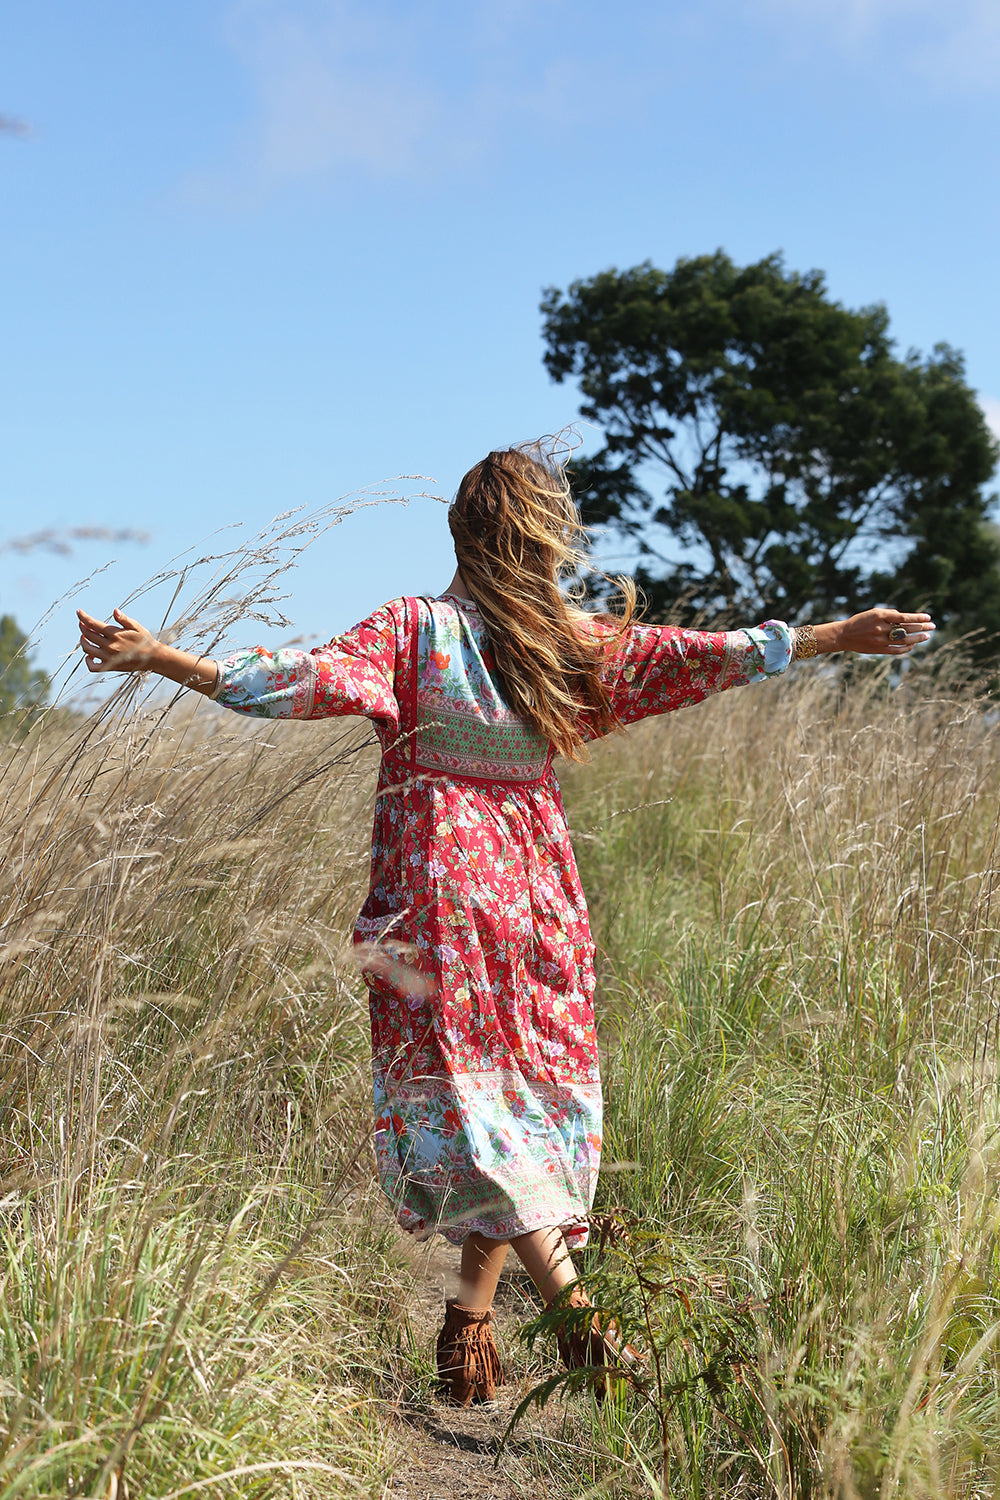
0, 614, 50, 724
541, 252, 1000, 640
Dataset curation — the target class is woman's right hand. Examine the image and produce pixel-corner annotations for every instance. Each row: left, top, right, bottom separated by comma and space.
78, 608, 158, 673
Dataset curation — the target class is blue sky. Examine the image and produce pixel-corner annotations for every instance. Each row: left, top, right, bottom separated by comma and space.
3, 0, 999, 686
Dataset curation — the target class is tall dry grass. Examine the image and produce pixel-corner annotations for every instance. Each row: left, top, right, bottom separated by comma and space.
4, 516, 1000, 1500
0, 495, 432, 1498
539, 652, 1000, 1498
0, 691, 411, 1496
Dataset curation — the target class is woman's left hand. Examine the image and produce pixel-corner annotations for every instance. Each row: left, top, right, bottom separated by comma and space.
816, 609, 936, 655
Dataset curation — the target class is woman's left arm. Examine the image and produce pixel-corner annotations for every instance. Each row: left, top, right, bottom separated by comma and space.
605, 607, 936, 728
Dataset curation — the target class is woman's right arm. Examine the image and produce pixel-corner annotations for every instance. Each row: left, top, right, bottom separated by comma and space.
78, 602, 402, 725
78, 608, 219, 694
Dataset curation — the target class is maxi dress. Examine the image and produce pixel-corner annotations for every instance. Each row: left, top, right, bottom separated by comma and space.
212, 594, 794, 1246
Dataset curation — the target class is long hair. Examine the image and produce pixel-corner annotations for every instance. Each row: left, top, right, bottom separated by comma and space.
447, 440, 637, 761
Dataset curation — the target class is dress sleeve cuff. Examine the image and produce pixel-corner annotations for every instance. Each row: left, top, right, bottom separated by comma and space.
751, 619, 794, 678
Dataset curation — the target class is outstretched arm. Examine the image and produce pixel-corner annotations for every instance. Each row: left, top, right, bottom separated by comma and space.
79, 601, 402, 725
78, 608, 219, 695
604, 607, 937, 730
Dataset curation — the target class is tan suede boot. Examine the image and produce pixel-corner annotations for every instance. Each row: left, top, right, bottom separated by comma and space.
555, 1287, 644, 1400
436, 1300, 507, 1407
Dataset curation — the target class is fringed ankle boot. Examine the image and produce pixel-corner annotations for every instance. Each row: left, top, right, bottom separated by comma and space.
555, 1288, 644, 1401
436, 1299, 506, 1407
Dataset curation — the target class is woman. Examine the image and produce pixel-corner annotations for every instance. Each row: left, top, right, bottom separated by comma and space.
78, 443, 934, 1406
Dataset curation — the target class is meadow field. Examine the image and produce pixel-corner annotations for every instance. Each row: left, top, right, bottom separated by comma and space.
2, 636, 1000, 1498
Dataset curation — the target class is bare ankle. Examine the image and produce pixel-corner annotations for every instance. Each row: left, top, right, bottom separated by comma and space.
455, 1283, 494, 1313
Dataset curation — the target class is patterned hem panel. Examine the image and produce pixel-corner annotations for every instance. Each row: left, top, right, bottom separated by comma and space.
374, 1068, 602, 1248
394, 1200, 593, 1249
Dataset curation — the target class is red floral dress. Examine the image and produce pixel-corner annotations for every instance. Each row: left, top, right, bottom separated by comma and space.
213, 595, 793, 1245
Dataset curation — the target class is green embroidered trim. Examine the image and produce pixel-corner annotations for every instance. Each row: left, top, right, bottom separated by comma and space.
416, 700, 549, 782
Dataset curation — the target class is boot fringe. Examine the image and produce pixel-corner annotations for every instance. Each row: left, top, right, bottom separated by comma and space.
436, 1299, 507, 1407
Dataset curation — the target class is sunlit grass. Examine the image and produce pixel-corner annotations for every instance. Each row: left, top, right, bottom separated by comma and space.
537, 655, 1000, 1498
4, 525, 999, 1499
0, 686, 409, 1496
0, 491, 421, 1495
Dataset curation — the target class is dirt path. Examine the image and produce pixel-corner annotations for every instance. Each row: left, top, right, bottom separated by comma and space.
384, 1235, 589, 1500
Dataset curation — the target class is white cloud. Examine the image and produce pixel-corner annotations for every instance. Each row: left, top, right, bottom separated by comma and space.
913, 1, 1000, 88
192, 0, 999, 203
759, 0, 929, 43
226, 1, 441, 182
763, 0, 928, 20
195, 0, 586, 196
981, 396, 1000, 444
751, 0, 1000, 87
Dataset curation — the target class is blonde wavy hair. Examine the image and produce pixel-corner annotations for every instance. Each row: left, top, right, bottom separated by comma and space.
447, 440, 637, 761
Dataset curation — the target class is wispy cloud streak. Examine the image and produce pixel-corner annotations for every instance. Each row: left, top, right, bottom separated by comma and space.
185, 0, 599, 198
0, 112, 30, 138
752, 0, 1000, 87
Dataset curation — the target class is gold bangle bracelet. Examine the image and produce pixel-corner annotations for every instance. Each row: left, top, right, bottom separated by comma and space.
793, 624, 818, 660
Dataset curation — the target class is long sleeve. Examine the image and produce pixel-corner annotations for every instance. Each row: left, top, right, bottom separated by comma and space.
602, 619, 794, 729
212, 600, 402, 730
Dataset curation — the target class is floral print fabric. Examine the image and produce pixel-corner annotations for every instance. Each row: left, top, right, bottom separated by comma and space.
214, 596, 793, 1244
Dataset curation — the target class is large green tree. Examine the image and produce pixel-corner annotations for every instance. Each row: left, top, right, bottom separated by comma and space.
541, 252, 1000, 639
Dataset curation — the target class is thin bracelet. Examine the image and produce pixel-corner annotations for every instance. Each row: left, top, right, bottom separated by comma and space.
792, 624, 818, 660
